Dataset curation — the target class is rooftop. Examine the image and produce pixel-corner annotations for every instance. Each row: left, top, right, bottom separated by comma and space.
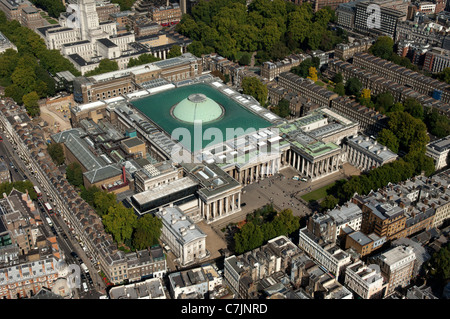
156, 206, 206, 245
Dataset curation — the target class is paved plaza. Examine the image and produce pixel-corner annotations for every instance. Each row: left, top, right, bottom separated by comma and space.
166, 163, 361, 270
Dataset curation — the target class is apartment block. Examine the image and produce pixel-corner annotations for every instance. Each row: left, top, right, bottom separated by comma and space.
329, 96, 388, 136
352, 52, 450, 104
108, 277, 167, 299
343, 228, 386, 256
261, 53, 309, 81
334, 37, 374, 61
372, 245, 416, 296
95, 1, 120, 22
395, 20, 446, 48
148, 3, 182, 26
224, 236, 302, 298
354, 0, 407, 38
277, 72, 338, 107
298, 227, 352, 280
168, 264, 223, 299
328, 57, 450, 116
353, 194, 407, 241
423, 47, 450, 74
344, 260, 387, 299
307, 202, 363, 244
426, 135, 450, 170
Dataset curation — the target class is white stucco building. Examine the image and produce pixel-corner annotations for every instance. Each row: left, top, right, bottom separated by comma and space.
156, 206, 208, 267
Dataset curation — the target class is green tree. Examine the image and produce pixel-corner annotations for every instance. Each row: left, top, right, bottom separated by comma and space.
320, 195, 339, 211
80, 185, 101, 207
238, 52, 252, 66
333, 82, 345, 96
403, 98, 424, 120
332, 72, 343, 84
345, 77, 362, 96
273, 209, 299, 235
93, 191, 117, 217
0, 180, 37, 200
424, 107, 450, 138
437, 67, 450, 84
167, 45, 182, 59
425, 243, 450, 282
291, 57, 320, 78
271, 98, 290, 118
132, 214, 162, 250
234, 221, 264, 254
387, 111, 429, 153
22, 91, 40, 117
369, 36, 394, 60
85, 59, 119, 77
4, 84, 26, 105
66, 162, 83, 187
127, 53, 160, 67
103, 203, 137, 245
374, 92, 394, 113
377, 129, 399, 153
241, 76, 268, 105
47, 143, 65, 165
389, 102, 404, 113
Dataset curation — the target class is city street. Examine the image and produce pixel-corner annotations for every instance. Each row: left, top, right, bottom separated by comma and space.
0, 129, 106, 298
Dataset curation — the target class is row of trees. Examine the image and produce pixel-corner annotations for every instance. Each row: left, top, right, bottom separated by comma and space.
46, 139, 162, 250
369, 36, 418, 71
30, 0, 65, 18
323, 109, 435, 206
233, 205, 300, 254
178, 0, 345, 62
332, 71, 450, 139
84, 59, 119, 77
80, 186, 162, 251
127, 53, 160, 68
0, 11, 80, 115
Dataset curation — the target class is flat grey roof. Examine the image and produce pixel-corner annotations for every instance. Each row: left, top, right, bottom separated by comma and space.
132, 177, 197, 205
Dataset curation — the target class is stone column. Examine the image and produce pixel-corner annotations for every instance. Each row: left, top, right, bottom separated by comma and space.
225, 196, 229, 214
219, 198, 223, 217
206, 203, 211, 221
237, 192, 241, 208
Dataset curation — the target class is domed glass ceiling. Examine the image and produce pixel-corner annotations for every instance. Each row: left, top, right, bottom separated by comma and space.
171, 93, 224, 124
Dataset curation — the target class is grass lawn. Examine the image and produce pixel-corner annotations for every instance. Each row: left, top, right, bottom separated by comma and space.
301, 182, 336, 202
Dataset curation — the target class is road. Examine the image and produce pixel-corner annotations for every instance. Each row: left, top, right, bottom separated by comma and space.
0, 130, 104, 298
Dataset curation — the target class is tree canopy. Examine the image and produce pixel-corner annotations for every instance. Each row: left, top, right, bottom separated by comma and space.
241, 76, 268, 105
177, 1, 345, 61
127, 53, 160, 67
369, 36, 418, 71
84, 59, 119, 77
66, 162, 83, 187
167, 45, 182, 59
47, 143, 65, 166
234, 206, 299, 254
0, 11, 79, 108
